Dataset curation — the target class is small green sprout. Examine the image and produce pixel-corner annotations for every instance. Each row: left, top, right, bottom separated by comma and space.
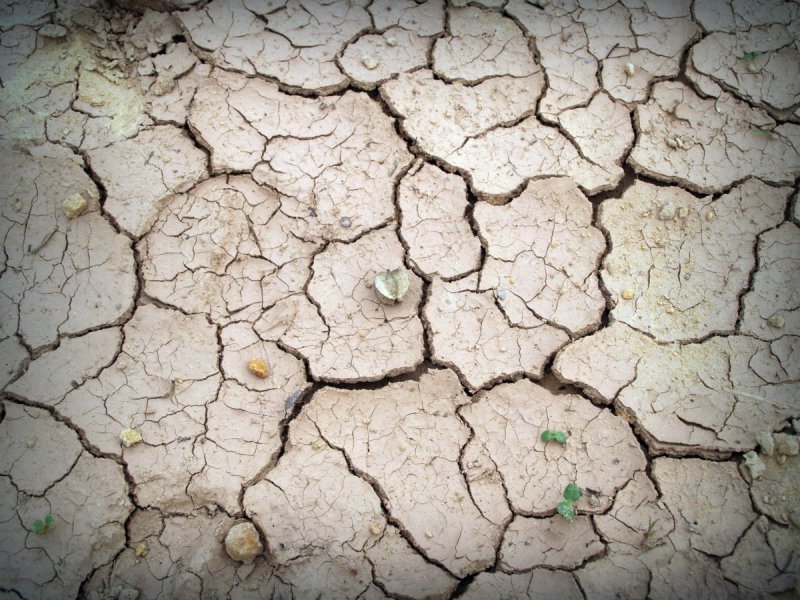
739, 51, 764, 62
540, 430, 568, 445
556, 483, 582, 522
753, 128, 774, 138
32, 514, 55, 535
641, 518, 666, 551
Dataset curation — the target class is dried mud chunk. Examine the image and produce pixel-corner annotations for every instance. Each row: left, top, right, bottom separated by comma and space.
576, 553, 650, 600
552, 322, 652, 404
178, 0, 370, 93
0, 152, 135, 351
189, 380, 294, 513
6, 328, 120, 405
594, 471, 675, 552
289, 228, 424, 383
57, 305, 219, 456
750, 452, 800, 526
424, 277, 568, 391
365, 525, 458, 598
381, 69, 542, 158
646, 543, 740, 600
398, 163, 480, 279
368, 0, 444, 35
628, 82, 800, 193
220, 321, 307, 393
14, 452, 130, 599
85, 512, 263, 600
340, 28, 429, 89
244, 413, 381, 596
126, 438, 205, 512
140, 176, 317, 322
0, 30, 79, 147
556, 322, 800, 455
461, 379, 646, 515
188, 76, 266, 172
721, 516, 800, 594
508, 8, 598, 118
87, 124, 207, 237
461, 569, 582, 600
653, 458, 755, 556
741, 222, 800, 341
0, 336, 27, 389
0, 403, 82, 495
253, 91, 412, 242
448, 116, 623, 199
306, 369, 502, 577
599, 179, 787, 342
499, 516, 603, 571
558, 93, 633, 170
432, 7, 537, 82
690, 28, 800, 114
475, 177, 606, 336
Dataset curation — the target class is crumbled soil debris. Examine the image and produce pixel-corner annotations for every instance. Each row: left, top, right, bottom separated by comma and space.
1, 1, 798, 598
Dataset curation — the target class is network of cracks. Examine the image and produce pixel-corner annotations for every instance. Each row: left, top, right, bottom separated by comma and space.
0, 0, 798, 598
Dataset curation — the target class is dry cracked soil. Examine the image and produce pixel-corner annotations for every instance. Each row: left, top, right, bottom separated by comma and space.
0, 0, 799, 598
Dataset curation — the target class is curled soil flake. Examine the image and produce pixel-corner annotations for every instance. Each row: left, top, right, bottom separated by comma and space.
374, 268, 409, 304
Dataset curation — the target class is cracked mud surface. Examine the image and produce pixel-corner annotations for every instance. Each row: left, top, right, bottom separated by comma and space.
0, 0, 798, 598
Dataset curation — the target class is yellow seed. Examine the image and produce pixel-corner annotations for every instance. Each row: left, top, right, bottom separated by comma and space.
369, 523, 382, 535
247, 358, 269, 378
621, 289, 635, 300
135, 543, 147, 557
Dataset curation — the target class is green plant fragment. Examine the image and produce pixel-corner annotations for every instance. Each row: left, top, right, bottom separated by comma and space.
739, 51, 764, 61
557, 500, 577, 521
541, 430, 568, 444
563, 482, 582, 502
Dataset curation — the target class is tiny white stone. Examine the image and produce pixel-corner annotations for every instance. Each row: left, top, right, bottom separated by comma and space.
362, 55, 379, 70
624, 62, 635, 77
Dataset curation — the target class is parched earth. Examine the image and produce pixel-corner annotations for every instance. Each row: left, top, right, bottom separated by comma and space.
0, 0, 798, 598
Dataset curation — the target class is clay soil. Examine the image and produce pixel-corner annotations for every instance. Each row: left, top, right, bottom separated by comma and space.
1, 0, 799, 598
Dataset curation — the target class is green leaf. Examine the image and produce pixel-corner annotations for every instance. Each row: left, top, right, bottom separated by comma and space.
753, 128, 773, 137
44, 514, 54, 527
739, 51, 764, 62
557, 500, 576, 522
32, 519, 44, 534
645, 518, 658, 539
563, 483, 582, 502
540, 430, 568, 444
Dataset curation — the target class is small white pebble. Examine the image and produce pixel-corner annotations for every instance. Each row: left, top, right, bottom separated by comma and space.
386, 36, 397, 46
624, 62, 635, 76
362, 55, 379, 70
